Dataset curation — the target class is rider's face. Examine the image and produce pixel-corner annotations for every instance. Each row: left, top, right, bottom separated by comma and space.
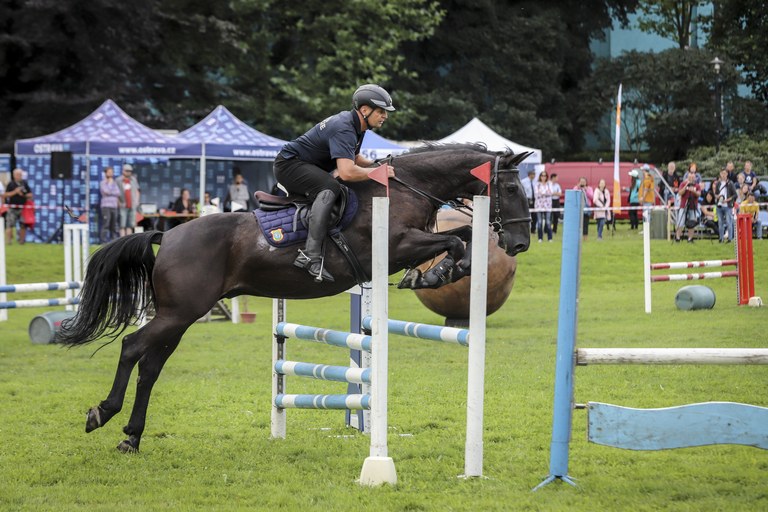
365, 107, 388, 129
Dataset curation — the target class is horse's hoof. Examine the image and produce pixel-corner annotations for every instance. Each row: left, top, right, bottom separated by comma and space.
116, 439, 139, 453
85, 406, 102, 433
397, 269, 421, 289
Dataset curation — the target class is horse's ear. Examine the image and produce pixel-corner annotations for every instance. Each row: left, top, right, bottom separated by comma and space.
506, 151, 533, 167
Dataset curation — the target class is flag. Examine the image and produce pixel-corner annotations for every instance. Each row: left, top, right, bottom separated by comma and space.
470, 162, 491, 196
612, 84, 623, 217
367, 164, 389, 196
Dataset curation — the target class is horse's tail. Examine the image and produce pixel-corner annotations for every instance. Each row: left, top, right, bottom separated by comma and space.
56, 231, 163, 346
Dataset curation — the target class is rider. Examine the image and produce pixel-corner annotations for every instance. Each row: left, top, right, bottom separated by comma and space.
273, 84, 396, 282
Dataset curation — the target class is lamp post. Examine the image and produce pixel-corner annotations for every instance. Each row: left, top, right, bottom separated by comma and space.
710, 56, 724, 153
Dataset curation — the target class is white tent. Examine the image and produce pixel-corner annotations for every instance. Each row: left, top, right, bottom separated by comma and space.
437, 117, 542, 164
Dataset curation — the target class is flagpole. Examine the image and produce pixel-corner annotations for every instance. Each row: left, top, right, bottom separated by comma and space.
612, 84, 622, 217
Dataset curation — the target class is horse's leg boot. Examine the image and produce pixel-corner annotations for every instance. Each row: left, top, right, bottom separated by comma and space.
294, 189, 336, 282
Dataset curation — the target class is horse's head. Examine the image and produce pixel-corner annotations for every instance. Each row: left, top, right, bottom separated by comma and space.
488, 151, 531, 256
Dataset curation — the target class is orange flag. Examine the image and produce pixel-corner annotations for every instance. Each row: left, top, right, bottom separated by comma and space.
470, 162, 491, 196
367, 164, 389, 196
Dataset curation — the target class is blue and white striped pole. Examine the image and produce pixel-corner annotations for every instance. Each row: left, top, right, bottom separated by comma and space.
534, 189, 583, 490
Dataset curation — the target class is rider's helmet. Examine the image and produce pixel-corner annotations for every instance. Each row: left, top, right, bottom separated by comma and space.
353, 84, 396, 112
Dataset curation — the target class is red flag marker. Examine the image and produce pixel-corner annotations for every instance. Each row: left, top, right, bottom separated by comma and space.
368, 163, 390, 196
470, 161, 491, 196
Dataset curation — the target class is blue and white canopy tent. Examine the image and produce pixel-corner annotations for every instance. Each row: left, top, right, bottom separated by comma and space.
175, 105, 287, 207
14, 100, 200, 242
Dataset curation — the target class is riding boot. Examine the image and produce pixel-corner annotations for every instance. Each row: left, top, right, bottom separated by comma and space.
294, 189, 337, 282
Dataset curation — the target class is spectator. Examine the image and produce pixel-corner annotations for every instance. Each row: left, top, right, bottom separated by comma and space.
2, 168, 33, 244
712, 168, 736, 243
675, 170, 701, 243
700, 188, 718, 235
592, 178, 611, 240
167, 188, 197, 229
738, 192, 762, 239
682, 162, 702, 185
573, 177, 593, 239
550, 173, 562, 235
736, 183, 749, 206
725, 161, 738, 183
226, 171, 250, 212
740, 160, 759, 194
639, 164, 656, 228
99, 166, 120, 243
521, 169, 536, 234
118, 164, 140, 237
534, 170, 553, 242
624, 169, 641, 230
659, 162, 680, 206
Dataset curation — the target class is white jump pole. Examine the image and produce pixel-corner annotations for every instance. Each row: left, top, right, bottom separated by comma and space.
359, 196, 396, 486
0, 217, 6, 321
578, 347, 768, 365
643, 210, 652, 314
64, 224, 89, 312
463, 194, 489, 478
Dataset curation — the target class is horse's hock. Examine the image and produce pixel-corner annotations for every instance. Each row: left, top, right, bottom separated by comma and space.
413, 207, 517, 324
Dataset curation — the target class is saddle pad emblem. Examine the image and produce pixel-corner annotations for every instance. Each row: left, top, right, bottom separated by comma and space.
270, 228, 285, 243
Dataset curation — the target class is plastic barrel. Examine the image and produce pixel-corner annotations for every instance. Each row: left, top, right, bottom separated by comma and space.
29, 311, 77, 344
675, 285, 717, 311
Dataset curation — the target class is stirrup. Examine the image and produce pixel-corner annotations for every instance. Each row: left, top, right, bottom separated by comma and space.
294, 250, 335, 282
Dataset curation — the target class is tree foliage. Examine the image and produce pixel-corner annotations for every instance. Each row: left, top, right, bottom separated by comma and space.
635, 1, 709, 49
579, 48, 739, 162
709, 0, 768, 104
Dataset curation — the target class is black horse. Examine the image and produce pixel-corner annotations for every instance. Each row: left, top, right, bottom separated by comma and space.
57, 143, 531, 452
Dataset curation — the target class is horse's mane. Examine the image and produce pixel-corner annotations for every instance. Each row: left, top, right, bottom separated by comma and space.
395, 142, 517, 161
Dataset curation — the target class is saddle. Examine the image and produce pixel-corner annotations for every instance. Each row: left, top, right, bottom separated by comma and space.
253, 186, 357, 247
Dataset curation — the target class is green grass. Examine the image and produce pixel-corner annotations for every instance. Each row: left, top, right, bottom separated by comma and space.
1, 226, 767, 511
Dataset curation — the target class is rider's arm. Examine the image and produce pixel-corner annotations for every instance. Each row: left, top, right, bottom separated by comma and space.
336, 158, 395, 182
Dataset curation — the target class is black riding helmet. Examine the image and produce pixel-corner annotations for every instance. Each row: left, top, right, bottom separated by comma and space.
353, 84, 396, 112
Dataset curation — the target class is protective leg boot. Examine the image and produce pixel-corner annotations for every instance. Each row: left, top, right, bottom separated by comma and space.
294, 189, 337, 282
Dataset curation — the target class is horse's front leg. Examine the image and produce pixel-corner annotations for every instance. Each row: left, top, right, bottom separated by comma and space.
394, 228, 470, 290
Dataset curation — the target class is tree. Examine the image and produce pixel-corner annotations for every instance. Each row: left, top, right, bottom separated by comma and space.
579, 48, 740, 162
710, 0, 768, 104
635, 1, 709, 49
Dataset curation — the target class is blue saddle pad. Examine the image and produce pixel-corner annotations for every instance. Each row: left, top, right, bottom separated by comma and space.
253, 190, 359, 247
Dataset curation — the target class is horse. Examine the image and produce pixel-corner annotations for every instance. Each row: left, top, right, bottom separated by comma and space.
56, 143, 531, 452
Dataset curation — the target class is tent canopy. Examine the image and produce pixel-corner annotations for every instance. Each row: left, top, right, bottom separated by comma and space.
14, 99, 199, 157
176, 105, 286, 160
437, 117, 542, 164
360, 130, 407, 161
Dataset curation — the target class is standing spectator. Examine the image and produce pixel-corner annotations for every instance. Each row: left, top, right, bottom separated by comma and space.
118, 164, 140, 237
592, 179, 611, 240
550, 173, 562, 235
534, 170, 553, 242
713, 168, 736, 243
738, 192, 762, 239
573, 177, 593, 239
675, 169, 702, 243
2, 168, 33, 244
226, 171, 250, 212
639, 164, 656, 229
99, 166, 120, 243
682, 162, 702, 185
521, 169, 536, 234
625, 169, 641, 230
725, 161, 738, 183
740, 160, 759, 194
659, 162, 680, 205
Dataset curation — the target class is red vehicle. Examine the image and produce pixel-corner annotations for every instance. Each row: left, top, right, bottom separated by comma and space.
543, 161, 656, 220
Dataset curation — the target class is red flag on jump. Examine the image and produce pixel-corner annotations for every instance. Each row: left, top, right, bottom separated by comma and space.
368, 164, 390, 196
470, 161, 491, 196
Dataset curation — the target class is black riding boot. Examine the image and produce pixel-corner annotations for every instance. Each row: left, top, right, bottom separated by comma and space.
294, 189, 336, 282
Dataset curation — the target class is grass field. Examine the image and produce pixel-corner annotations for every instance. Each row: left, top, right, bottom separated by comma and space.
1, 225, 767, 511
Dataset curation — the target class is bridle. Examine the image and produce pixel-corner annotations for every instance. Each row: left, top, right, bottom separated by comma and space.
380, 154, 532, 235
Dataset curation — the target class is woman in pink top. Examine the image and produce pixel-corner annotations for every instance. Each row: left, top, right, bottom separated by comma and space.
535, 170, 553, 242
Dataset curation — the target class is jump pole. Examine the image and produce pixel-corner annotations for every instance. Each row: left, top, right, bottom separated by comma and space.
534, 189, 584, 490
0, 217, 6, 321
359, 196, 396, 485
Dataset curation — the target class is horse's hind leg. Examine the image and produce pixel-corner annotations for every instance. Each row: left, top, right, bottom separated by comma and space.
85, 329, 145, 433
116, 316, 188, 453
